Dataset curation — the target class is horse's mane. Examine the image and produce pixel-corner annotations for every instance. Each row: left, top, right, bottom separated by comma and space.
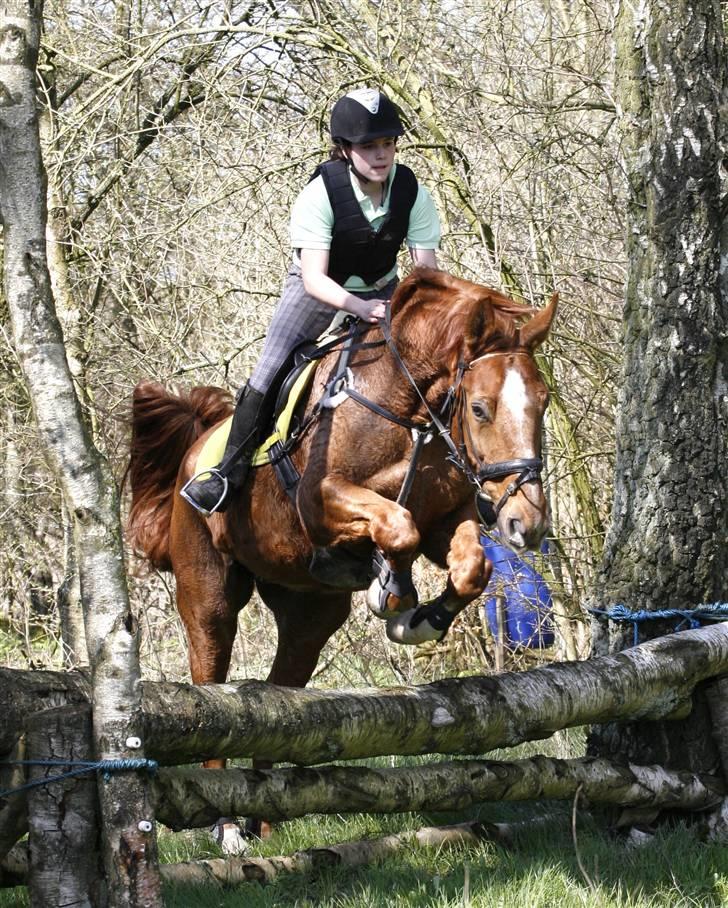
390, 267, 537, 366
124, 380, 233, 570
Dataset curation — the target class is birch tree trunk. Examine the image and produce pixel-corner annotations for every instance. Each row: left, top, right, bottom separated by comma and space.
589, 0, 728, 779
0, 1, 161, 903
153, 757, 724, 830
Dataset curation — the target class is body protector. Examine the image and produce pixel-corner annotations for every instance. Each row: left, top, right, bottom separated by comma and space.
310, 159, 418, 286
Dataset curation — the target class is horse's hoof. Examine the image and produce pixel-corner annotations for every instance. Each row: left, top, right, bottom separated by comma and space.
385, 609, 446, 645
212, 818, 249, 855
367, 577, 416, 618
366, 577, 386, 617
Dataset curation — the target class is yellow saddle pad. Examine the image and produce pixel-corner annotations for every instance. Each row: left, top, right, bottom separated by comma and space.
194, 359, 318, 478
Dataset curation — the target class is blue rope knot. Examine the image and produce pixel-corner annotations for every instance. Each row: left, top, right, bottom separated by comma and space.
589, 602, 728, 646
0, 757, 159, 799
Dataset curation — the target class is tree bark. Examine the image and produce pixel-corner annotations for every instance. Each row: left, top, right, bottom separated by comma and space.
588, 0, 728, 778
0, 735, 27, 864
0, 2, 161, 903
2, 622, 728, 766
153, 756, 723, 830
26, 706, 105, 908
160, 821, 500, 888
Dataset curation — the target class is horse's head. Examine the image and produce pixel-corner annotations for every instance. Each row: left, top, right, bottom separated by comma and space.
390, 268, 557, 551
458, 291, 557, 551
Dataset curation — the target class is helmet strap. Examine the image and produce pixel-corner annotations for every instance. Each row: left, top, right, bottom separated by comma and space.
342, 148, 372, 185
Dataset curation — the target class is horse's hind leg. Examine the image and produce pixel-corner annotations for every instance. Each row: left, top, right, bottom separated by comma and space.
172, 504, 254, 740
248, 580, 352, 838
257, 580, 351, 687
175, 555, 254, 690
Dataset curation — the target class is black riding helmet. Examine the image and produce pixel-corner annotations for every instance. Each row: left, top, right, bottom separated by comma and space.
330, 88, 405, 144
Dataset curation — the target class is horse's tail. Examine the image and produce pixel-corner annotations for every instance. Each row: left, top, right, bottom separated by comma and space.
125, 380, 233, 571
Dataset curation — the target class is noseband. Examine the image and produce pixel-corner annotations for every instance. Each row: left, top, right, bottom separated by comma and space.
474, 458, 543, 527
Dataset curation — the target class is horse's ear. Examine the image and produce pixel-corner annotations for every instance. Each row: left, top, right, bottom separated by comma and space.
519, 292, 558, 349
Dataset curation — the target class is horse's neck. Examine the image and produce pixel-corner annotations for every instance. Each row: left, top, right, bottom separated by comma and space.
368, 342, 453, 419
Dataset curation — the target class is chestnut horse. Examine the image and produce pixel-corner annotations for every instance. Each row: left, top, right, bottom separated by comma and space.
127, 265, 556, 710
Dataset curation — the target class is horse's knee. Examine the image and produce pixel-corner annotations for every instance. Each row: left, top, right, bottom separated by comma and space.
370, 505, 420, 555
448, 549, 491, 600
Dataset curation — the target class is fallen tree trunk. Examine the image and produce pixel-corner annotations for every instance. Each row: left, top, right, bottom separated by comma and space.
2, 624, 728, 765
0, 823, 508, 890
160, 821, 500, 888
152, 756, 725, 829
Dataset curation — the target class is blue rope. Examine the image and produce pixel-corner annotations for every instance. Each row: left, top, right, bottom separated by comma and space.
0, 758, 158, 799
589, 602, 728, 646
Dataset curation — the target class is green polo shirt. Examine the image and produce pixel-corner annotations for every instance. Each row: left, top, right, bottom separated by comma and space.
290, 163, 441, 292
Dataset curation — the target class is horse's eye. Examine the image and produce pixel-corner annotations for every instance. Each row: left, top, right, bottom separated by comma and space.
471, 400, 491, 422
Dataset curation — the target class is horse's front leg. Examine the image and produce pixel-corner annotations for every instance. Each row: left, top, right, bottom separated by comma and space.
299, 474, 421, 613
386, 505, 492, 645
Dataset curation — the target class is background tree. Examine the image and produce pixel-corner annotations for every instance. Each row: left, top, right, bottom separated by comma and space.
588, 0, 728, 794
0, 0, 162, 898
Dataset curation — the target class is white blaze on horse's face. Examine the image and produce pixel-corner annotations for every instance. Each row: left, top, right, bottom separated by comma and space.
465, 352, 550, 551
500, 366, 534, 454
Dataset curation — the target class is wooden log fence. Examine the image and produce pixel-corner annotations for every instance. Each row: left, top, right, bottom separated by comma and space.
153, 757, 724, 830
3, 622, 728, 769
2, 621, 728, 895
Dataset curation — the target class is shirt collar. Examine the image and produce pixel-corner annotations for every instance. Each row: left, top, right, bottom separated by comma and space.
349, 163, 397, 214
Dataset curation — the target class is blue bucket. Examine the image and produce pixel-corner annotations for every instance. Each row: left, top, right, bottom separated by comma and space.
482, 535, 555, 649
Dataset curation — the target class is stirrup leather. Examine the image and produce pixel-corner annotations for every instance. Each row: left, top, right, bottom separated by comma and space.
180, 468, 229, 516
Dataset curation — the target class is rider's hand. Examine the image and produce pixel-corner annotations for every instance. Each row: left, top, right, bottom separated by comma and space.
348, 297, 387, 323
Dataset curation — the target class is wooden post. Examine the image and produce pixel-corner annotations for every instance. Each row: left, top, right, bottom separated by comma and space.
494, 591, 506, 672
26, 706, 105, 908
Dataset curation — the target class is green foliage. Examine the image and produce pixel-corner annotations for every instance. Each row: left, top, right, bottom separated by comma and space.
157, 809, 728, 908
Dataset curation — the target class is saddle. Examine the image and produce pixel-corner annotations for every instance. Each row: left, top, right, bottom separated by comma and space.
193, 323, 357, 497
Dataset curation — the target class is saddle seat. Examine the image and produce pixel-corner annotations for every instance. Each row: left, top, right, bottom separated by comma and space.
193, 333, 335, 480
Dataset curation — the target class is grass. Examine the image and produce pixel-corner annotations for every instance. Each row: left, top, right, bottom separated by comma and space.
158, 803, 728, 908
3, 726, 728, 906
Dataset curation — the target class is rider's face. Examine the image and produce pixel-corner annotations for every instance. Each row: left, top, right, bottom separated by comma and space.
347, 137, 397, 185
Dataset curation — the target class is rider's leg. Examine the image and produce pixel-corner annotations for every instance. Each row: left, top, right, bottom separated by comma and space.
180, 264, 338, 515
180, 382, 266, 514
180, 266, 398, 516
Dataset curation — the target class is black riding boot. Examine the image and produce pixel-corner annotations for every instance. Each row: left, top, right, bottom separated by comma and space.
180, 384, 266, 515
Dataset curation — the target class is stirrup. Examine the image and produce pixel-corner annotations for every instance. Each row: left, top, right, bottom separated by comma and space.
180, 468, 229, 516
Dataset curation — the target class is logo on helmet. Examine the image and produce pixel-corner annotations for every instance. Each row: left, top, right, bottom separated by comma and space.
345, 88, 380, 114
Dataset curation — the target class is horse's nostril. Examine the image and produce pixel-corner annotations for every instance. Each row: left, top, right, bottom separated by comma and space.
506, 518, 526, 547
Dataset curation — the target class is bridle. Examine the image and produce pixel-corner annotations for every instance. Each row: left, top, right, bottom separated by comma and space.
455, 350, 544, 528
326, 311, 546, 531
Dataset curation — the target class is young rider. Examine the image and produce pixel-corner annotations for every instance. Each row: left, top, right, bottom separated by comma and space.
181, 87, 441, 515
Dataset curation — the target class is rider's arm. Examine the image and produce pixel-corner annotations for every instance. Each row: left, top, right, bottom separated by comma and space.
409, 247, 438, 268
299, 248, 385, 323
405, 184, 440, 270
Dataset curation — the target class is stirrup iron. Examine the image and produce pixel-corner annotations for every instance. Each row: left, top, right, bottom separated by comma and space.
180, 468, 229, 516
